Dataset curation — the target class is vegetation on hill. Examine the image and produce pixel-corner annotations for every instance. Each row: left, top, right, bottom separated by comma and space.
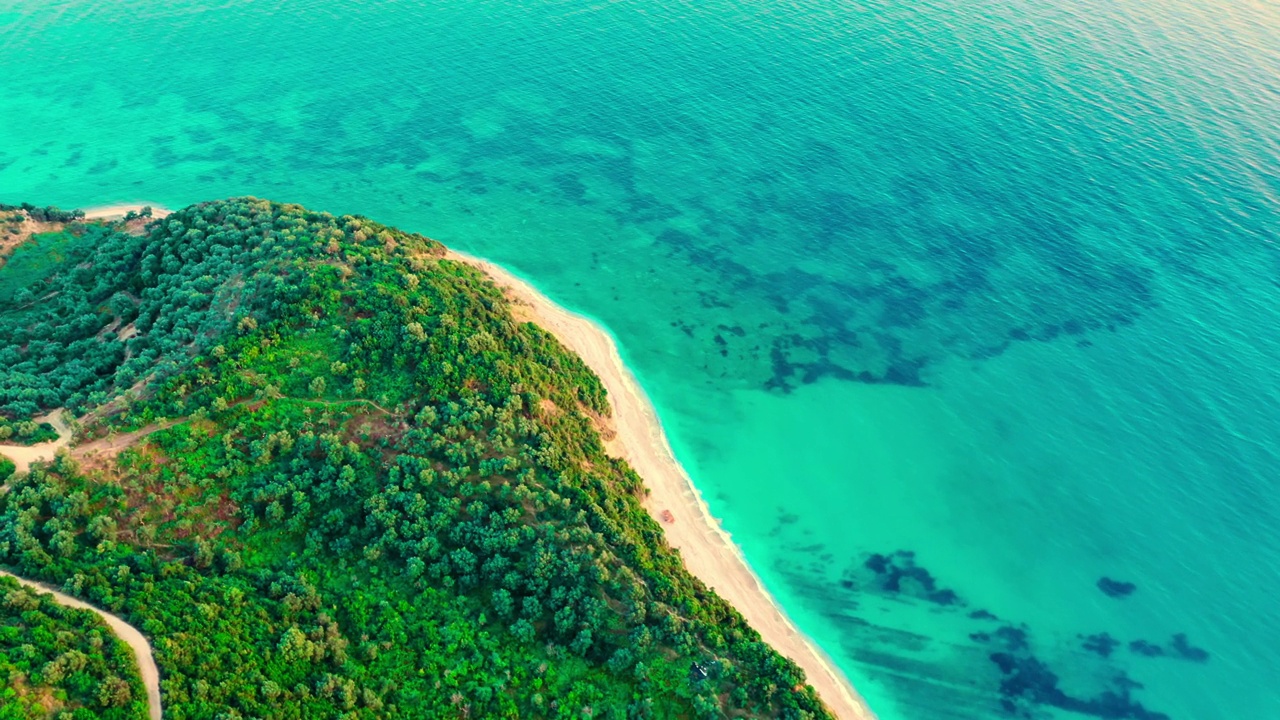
0, 419, 59, 446
0, 203, 85, 225
0, 575, 148, 720
0, 198, 832, 719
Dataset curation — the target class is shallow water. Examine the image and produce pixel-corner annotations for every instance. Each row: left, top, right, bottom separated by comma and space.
3, 0, 1280, 717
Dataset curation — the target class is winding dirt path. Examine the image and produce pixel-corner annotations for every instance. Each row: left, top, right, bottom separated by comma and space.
0, 570, 162, 720
70, 418, 183, 468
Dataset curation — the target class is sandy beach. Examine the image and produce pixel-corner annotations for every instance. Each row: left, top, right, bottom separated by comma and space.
449, 250, 876, 720
82, 203, 172, 220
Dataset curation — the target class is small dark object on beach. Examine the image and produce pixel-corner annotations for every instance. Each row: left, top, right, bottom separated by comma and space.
1097, 576, 1137, 598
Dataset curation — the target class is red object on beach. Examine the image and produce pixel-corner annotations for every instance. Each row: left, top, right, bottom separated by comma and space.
660, 509, 675, 524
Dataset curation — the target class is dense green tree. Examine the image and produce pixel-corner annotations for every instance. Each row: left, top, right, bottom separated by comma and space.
0, 576, 148, 719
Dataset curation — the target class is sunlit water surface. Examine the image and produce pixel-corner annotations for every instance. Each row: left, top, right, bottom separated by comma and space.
3, 1, 1279, 717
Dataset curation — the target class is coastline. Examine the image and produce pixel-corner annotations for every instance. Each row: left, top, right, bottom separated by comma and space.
449, 250, 876, 720
39, 200, 870, 716
82, 203, 172, 220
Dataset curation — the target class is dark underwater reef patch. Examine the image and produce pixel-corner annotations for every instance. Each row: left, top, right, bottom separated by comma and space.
636, 173, 1159, 393
1079, 631, 1210, 663
842, 550, 962, 606
1125, 634, 1210, 663
986, 650, 1169, 720
1169, 633, 1209, 662
1082, 632, 1122, 657
583, 131, 1162, 392
1098, 576, 1138, 598
768, 534, 1196, 720
397, 115, 1166, 394
1129, 639, 1164, 657
975, 625, 1174, 720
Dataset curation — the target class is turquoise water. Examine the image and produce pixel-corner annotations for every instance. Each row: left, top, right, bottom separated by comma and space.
3, 0, 1279, 717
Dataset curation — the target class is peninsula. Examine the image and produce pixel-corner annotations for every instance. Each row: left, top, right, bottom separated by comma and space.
0, 198, 872, 718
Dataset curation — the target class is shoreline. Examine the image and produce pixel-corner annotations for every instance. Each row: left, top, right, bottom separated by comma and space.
449, 250, 876, 720
45, 200, 871, 716
82, 203, 173, 220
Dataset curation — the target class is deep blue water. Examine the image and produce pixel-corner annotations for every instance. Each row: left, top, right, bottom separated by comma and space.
3, 0, 1279, 717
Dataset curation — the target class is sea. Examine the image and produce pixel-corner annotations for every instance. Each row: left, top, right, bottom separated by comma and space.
2, 1, 1278, 717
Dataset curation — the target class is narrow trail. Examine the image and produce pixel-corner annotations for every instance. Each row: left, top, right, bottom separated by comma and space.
72, 418, 183, 466
0, 569, 163, 720
1, 408, 165, 716
2, 397, 398, 482
0, 396, 393, 718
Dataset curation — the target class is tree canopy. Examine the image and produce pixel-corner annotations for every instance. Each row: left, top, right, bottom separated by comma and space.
0, 198, 833, 719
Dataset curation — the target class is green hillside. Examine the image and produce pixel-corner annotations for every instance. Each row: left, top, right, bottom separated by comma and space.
0, 198, 831, 719
0, 575, 148, 720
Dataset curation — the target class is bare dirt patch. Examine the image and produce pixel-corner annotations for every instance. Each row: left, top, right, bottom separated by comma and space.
505, 291, 538, 324
81, 204, 172, 222
578, 402, 621, 455
71, 418, 184, 470
0, 410, 73, 480
0, 212, 63, 265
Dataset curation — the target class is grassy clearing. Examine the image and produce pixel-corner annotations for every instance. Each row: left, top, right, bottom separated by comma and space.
0, 230, 80, 302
